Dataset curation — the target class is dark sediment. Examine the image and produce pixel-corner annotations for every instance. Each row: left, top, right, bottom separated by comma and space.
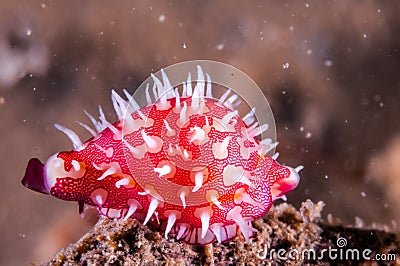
45, 200, 399, 265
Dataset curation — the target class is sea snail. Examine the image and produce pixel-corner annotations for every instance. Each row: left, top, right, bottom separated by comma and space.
22, 63, 302, 245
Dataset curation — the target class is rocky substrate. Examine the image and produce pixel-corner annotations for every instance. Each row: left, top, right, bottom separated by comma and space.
45, 200, 399, 265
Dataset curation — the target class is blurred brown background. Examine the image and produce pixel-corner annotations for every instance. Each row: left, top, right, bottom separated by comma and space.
1, 0, 400, 264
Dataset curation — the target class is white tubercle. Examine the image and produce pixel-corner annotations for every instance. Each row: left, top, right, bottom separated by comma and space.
94, 144, 113, 158
124, 200, 139, 221
141, 130, 162, 152
90, 189, 108, 207
261, 141, 278, 154
210, 224, 222, 243
163, 119, 175, 136
161, 69, 175, 99
175, 88, 181, 109
164, 212, 177, 238
186, 72, 193, 96
180, 102, 187, 123
295, 165, 304, 172
232, 99, 242, 108
71, 160, 81, 171
210, 194, 225, 210
194, 65, 205, 97
183, 149, 190, 159
97, 166, 117, 180
222, 110, 238, 125
178, 187, 189, 208
272, 152, 279, 160
84, 109, 103, 133
222, 165, 252, 187
54, 124, 82, 149
248, 123, 269, 138
154, 165, 171, 177
168, 143, 174, 154
122, 89, 132, 102
199, 211, 210, 238
205, 73, 212, 98
152, 73, 168, 108
247, 121, 259, 132
190, 127, 206, 143
145, 84, 152, 105
192, 171, 204, 192
115, 177, 131, 188
122, 139, 140, 156
95, 194, 104, 205
213, 137, 230, 159
44, 154, 85, 191
98, 105, 107, 128
143, 197, 159, 225
191, 85, 200, 111
123, 90, 147, 120
151, 83, 158, 99
99, 115, 121, 139
182, 82, 187, 97
226, 94, 238, 106
76, 121, 97, 137
226, 206, 257, 243
206, 190, 225, 210
243, 107, 256, 126
111, 89, 128, 120
233, 188, 264, 208
219, 89, 231, 104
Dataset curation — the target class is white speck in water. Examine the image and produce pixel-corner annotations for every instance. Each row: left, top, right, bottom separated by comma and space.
26, 29, 32, 36
324, 175, 328, 179
33, 87, 36, 91
360, 192, 367, 198
377, 9, 381, 13
99, 31, 104, 36
354, 217, 365, 228
41, 3, 46, 8
282, 62, 290, 69
306, 49, 312, 55
182, 43, 187, 49
305, 3, 310, 8
0, 97, 5, 105
299, 126, 304, 132
282, 90, 286, 95
289, 25, 294, 31
305, 132, 312, 138
363, 33, 368, 38
158, 14, 166, 22
324, 60, 333, 67
216, 43, 224, 50
19, 233, 26, 238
